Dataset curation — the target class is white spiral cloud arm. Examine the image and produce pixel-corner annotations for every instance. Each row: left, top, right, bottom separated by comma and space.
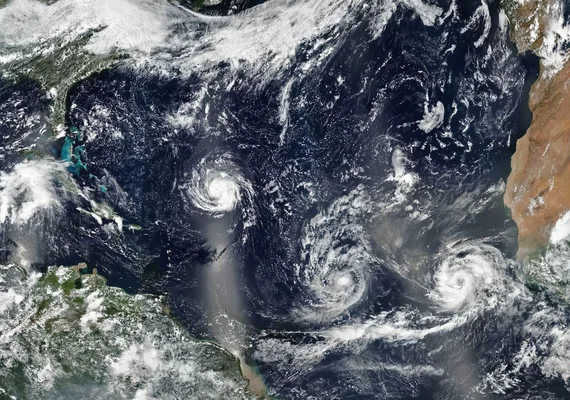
184, 153, 254, 219
428, 242, 511, 313
293, 188, 373, 323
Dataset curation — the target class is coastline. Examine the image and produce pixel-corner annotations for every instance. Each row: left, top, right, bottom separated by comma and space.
502, 0, 570, 258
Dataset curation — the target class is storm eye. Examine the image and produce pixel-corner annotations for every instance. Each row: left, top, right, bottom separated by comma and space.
336, 275, 351, 287
182, 153, 255, 219
204, 172, 241, 212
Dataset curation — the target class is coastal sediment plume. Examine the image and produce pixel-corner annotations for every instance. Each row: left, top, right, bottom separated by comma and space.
503, 0, 570, 257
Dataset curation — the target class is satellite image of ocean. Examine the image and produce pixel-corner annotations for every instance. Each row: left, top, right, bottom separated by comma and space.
2, 0, 570, 399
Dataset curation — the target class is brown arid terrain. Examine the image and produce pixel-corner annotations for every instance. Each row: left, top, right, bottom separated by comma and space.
503, 0, 570, 258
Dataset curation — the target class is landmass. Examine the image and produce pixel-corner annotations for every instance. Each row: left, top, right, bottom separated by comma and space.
1, 2, 271, 395
0, 262, 262, 399
503, 0, 570, 258
0, 0, 266, 133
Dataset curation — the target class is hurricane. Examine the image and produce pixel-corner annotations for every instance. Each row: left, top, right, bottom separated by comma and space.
292, 187, 374, 323
3, 0, 570, 398
182, 152, 255, 226
428, 241, 516, 313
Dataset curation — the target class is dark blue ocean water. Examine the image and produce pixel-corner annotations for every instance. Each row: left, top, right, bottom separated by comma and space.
3, 0, 567, 398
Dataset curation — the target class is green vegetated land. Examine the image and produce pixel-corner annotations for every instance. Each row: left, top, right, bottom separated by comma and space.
0, 264, 253, 399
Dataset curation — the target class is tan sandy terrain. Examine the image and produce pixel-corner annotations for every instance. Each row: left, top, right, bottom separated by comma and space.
503, 0, 570, 257
505, 62, 570, 256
